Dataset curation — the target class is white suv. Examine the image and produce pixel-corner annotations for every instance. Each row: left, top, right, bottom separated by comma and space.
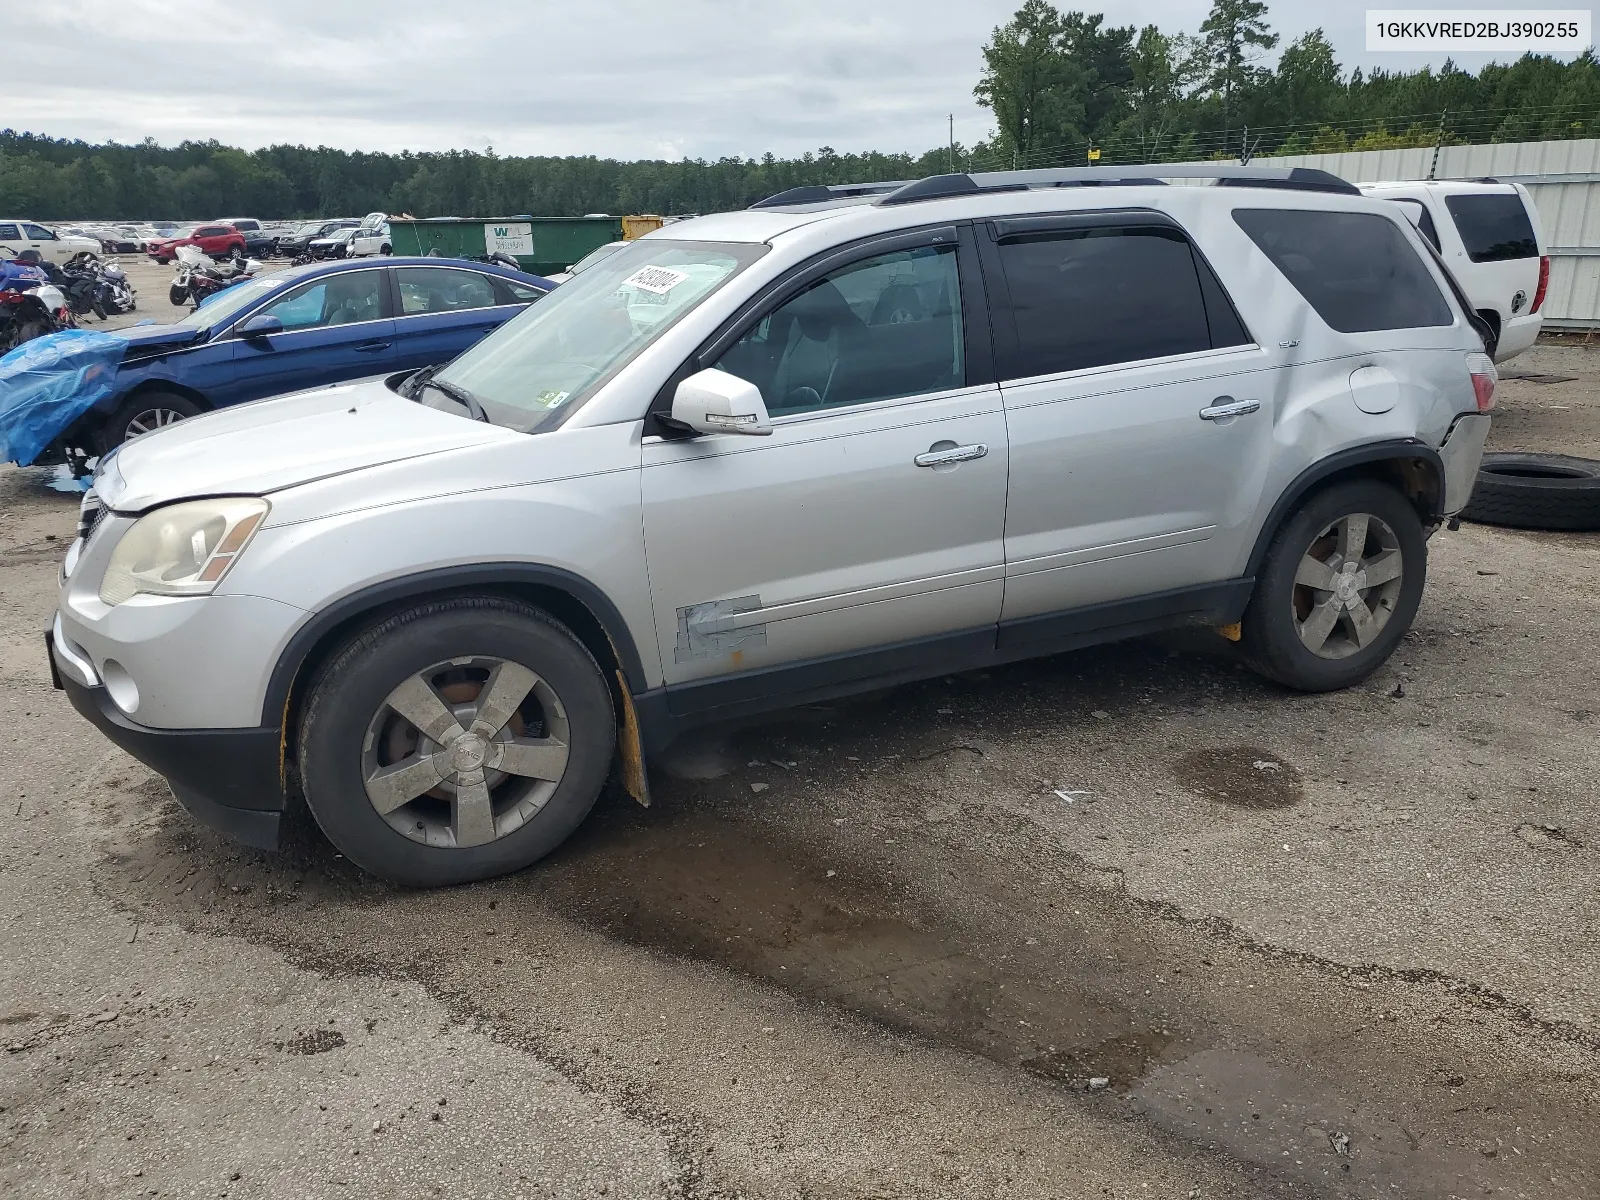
49, 164, 1497, 885
1360, 180, 1546, 362
0, 219, 103, 264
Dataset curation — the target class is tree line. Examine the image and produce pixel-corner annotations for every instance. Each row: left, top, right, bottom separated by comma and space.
1, 0, 1596, 221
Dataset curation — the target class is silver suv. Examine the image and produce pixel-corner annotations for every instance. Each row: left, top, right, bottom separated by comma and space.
49, 164, 1498, 885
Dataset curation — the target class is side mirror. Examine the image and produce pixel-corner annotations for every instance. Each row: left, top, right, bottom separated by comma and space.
670, 368, 772, 437
236, 314, 283, 338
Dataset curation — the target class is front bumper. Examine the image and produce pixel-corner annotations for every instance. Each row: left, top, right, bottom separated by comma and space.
49, 625, 285, 849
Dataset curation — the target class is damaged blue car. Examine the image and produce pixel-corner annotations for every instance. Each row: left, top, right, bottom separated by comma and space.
0, 256, 552, 470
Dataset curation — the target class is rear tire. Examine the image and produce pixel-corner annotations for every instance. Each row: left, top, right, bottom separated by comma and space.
1241, 480, 1426, 692
297, 598, 615, 886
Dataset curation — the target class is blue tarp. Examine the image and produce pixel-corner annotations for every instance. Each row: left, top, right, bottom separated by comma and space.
0, 330, 125, 467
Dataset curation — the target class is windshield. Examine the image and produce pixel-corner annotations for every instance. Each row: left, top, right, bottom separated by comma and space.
568, 241, 626, 275
170, 272, 292, 332
435, 239, 765, 433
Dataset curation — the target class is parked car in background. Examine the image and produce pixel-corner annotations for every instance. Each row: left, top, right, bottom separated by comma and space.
545, 239, 626, 284
46, 163, 1498, 886
147, 224, 248, 264
30, 256, 551, 459
350, 222, 392, 257
214, 218, 278, 258
89, 226, 147, 253
0, 220, 103, 264
308, 226, 358, 259
1360, 180, 1547, 363
277, 220, 359, 258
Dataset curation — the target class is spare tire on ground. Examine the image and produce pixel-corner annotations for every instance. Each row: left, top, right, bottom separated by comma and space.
1461, 452, 1600, 531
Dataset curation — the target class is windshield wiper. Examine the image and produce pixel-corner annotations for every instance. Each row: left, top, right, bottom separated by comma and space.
402, 365, 489, 422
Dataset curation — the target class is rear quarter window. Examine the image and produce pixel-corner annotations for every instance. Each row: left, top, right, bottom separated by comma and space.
1233, 208, 1453, 334
1444, 193, 1538, 262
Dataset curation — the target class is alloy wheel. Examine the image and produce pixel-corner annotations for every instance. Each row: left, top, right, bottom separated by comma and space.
361, 656, 571, 848
1291, 512, 1405, 660
123, 407, 188, 439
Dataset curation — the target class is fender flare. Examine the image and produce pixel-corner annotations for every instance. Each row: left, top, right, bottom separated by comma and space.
259, 563, 653, 727
1244, 439, 1445, 579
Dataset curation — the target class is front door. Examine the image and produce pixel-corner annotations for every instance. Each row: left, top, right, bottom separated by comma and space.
641, 232, 1009, 708
979, 215, 1276, 636
228, 267, 396, 404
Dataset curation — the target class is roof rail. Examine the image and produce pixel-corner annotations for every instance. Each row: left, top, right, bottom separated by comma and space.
748, 180, 912, 210
874, 164, 1358, 206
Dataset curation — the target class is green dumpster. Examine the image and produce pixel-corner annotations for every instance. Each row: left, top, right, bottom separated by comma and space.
388, 216, 624, 277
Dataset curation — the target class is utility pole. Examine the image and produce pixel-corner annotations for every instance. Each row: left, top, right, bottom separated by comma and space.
1427, 110, 1449, 180
948, 115, 955, 174
1239, 125, 1249, 165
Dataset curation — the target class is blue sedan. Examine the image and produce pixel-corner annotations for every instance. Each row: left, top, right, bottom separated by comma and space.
47, 256, 552, 457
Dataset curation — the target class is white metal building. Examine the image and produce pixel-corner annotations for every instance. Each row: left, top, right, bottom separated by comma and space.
1193, 139, 1600, 328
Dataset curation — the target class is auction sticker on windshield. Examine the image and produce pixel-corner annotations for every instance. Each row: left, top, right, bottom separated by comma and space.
623, 265, 688, 295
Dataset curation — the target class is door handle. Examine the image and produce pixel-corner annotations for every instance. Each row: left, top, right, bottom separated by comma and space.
1199, 397, 1260, 421
915, 442, 988, 467
354, 340, 392, 353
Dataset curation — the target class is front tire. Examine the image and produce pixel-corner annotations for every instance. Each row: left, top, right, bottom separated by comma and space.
298, 598, 615, 886
1240, 479, 1426, 692
98, 391, 204, 453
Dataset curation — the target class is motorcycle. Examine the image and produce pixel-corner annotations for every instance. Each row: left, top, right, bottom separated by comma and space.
169, 245, 263, 309
58, 251, 109, 320
0, 256, 72, 352
96, 261, 137, 315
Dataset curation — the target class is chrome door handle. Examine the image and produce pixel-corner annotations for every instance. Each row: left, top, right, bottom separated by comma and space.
915, 442, 989, 467
1199, 397, 1260, 421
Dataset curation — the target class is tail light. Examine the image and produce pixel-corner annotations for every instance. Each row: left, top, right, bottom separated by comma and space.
1466, 352, 1498, 412
1531, 255, 1550, 314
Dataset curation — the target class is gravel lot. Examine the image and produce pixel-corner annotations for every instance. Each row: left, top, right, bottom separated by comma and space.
2, 309, 1598, 1197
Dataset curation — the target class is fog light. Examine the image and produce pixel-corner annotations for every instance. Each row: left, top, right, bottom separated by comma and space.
102, 659, 140, 715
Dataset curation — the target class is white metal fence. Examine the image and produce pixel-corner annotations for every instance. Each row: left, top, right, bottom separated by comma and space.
1191, 139, 1600, 328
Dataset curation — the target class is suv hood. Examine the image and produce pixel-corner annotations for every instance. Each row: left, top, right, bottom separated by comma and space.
96, 378, 520, 513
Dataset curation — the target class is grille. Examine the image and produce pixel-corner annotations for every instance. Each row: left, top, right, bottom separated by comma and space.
76, 489, 105, 543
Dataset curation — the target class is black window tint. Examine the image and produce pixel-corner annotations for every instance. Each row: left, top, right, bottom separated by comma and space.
713, 244, 964, 416
1193, 250, 1252, 349
1392, 199, 1442, 252
997, 227, 1212, 377
1444, 193, 1537, 262
0, 224, 19, 240
1233, 209, 1452, 333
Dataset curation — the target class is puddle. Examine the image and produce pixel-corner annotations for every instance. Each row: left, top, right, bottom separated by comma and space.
1174, 747, 1303, 809
43, 464, 91, 494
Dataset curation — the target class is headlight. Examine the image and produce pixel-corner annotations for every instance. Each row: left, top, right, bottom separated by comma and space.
99, 498, 269, 606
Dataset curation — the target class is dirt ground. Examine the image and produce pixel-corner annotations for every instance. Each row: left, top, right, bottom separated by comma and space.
2, 331, 1599, 1199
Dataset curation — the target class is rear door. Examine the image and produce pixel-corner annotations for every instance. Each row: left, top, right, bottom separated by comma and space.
390, 265, 514, 372
227, 266, 396, 403
979, 213, 1275, 640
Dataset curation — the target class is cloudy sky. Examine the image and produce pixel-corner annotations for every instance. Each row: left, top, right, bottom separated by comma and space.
11, 0, 1567, 160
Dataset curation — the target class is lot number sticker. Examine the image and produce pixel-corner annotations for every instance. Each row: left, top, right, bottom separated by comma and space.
623, 265, 688, 295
